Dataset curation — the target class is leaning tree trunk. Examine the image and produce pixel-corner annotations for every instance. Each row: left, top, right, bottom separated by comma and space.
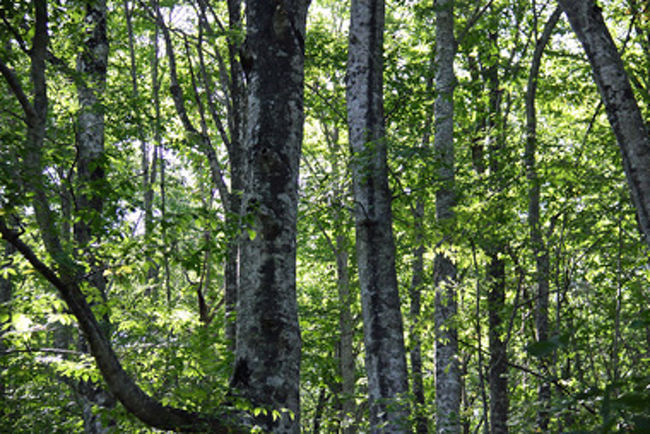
433, 0, 461, 432
346, 0, 410, 431
558, 0, 650, 248
230, 1, 309, 432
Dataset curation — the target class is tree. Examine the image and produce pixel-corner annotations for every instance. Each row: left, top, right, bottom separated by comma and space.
559, 0, 650, 248
346, 0, 410, 431
230, 0, 309, 431
432, 0, 461, 432
0, 0, 310, 431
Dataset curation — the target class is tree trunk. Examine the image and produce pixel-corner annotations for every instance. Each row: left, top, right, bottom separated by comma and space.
485, 23, 508, 434
525, 8, 561, 430
74, 1, 116, 430
230, 1, 309, 432
224, 0, 245, 351
433, 0, 460, 432
336, 234, 356, 433
410, 199, 428, 434
346, 0, 410, 430
487, 256, 508, 434
558, 0, 650, 248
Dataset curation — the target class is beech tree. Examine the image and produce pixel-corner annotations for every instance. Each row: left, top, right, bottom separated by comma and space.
1, 0, 649, 432
558, 0, 650, 248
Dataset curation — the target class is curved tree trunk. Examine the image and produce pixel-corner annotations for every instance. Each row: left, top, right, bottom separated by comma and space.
558, 0, 650, 248
346, 0, 410, 431
525, 8, 562, 430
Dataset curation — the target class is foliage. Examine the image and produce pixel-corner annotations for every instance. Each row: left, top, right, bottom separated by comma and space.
0, 0, 649, 431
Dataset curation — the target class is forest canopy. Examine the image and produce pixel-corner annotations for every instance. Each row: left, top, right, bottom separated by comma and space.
0, 0, 649, 432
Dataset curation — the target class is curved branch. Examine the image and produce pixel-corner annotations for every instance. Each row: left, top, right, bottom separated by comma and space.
0, 218, 245, 433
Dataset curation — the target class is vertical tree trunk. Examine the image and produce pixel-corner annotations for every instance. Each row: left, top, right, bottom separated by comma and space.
433, 1, 460, 432
231, 1, 309, 432
0, 242, 13, 398
558, 0, 650, 248
487, 256, 507, 434
74, 1, 115, 432
484, 23, 509, 434
410, 199, 428, 434
525, 8, 561, 430
225, 0, 245, 351
336, 233, 356, 433
346, 0, 410, 430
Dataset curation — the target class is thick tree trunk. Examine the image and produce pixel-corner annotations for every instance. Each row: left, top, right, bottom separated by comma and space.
433, 1, 460, 432
558, 0, 650, 248
230, 1, 309, 432
346, 0, 410, 431
525, 8, 561, 430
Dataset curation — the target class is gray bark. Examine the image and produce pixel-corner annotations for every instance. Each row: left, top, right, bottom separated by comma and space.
525, 8, 561, 431
432, 1, 460, 432
346, 0, 410, 431
558, 0, 650, 248
74, 2, 116, 430
230, 1, 309, 432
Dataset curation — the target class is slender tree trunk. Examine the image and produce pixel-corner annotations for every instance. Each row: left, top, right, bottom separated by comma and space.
525, 8, 561, 430
558, 0, 650, 248
124, 0, 157, 281
230, 2, 309, 432
410, 199, 428, 434
487, 256, 507, 434
433, 1, 460, 432
485, 24, 508, 434
74, 1, 116, 431
0, 242, 13, 399
336, 233, 356, 433
225, 0, 245, 351
346, 0, 410, 430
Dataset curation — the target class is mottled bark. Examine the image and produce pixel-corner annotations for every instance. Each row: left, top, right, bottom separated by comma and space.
230, 1, 309, 432
525, 8, 561, 430
346, 0, 410, 431
559, 0, 650, 248
74, 2, 116, 430
433, 0, 460, 432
